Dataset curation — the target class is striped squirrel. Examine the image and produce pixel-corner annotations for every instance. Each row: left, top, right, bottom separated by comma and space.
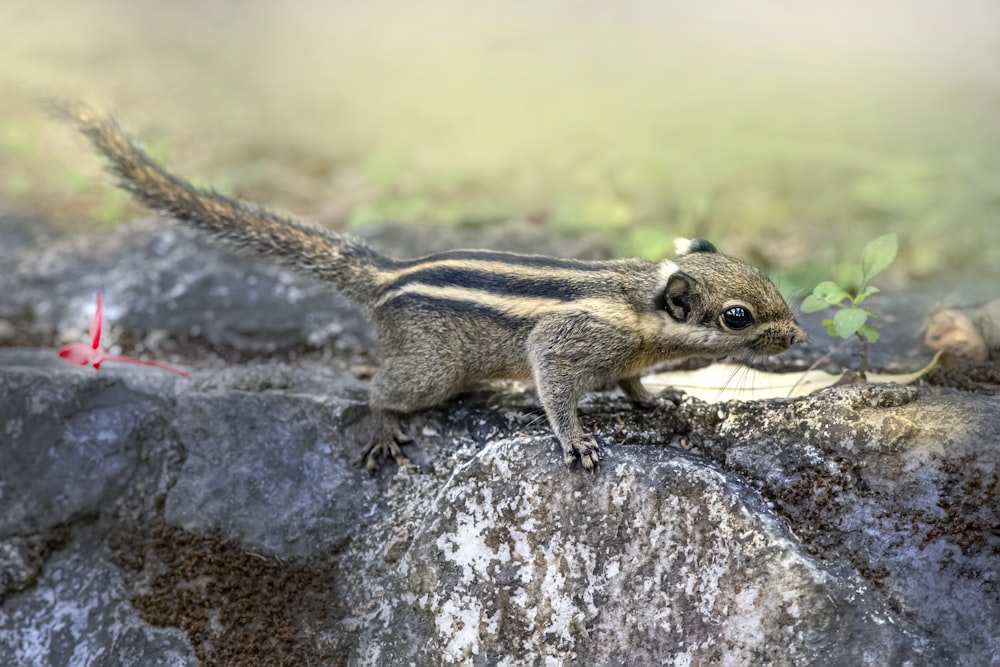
62, 103, 807, 470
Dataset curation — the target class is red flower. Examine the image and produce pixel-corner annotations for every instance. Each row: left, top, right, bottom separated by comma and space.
58, 293, 189, 377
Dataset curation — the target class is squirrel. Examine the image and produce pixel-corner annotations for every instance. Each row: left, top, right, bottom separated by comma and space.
60, 103, 807, 470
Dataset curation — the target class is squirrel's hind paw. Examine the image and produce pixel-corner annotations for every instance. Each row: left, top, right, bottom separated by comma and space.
358, 426, 415, 471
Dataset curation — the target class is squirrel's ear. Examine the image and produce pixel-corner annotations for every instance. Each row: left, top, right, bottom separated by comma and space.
674, 238, 717, 256
661, 272, 698, 322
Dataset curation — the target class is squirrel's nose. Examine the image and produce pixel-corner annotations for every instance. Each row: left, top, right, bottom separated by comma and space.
790, 327, 808, 346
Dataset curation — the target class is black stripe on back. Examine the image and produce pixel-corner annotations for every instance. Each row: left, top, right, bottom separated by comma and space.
385, 266, 591, 301
381, 292, 533, 329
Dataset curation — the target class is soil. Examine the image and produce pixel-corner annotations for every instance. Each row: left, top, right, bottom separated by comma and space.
110, 519, 349, 666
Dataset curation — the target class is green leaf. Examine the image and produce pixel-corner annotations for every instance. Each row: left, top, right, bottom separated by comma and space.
858, 323, 881, 343
861, 233, 898, 285
853, 285, 880, 304
810, 281, 851, 306
832, 307, 868, 338
801, 294, 831, 313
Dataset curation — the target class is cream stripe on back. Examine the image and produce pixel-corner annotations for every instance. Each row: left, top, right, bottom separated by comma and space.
372, 258, 619, 287
375, 283, 640, 325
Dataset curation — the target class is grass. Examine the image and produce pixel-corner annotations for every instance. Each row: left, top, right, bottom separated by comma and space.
2, 0, 998, 285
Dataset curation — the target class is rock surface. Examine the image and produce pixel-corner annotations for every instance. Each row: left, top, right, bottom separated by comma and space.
345, 438, 946, 665
1, 213, 998, 665
0, 537, 198, 667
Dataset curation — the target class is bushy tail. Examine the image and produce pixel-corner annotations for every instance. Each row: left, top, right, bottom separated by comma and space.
56, 101, 386, 307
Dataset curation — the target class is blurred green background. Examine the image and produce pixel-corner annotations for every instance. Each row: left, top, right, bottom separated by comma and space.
2, 0, 999, 286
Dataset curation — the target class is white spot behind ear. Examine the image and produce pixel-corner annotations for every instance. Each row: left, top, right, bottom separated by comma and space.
657, 259, 679, 286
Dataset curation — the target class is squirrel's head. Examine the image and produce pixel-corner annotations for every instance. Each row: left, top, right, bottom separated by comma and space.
654, 238, 807, 358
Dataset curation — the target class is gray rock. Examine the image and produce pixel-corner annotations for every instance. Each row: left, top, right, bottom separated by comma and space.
0, 207, 60, 258
0, 219, 374, 355
165, 378, 380, 556
0, 538, 198, 667
694, 384, 1000, 663
345, 438, 945, 666
0, 352, 174, 537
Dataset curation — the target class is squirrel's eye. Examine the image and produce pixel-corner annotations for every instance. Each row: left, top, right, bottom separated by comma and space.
721, 305, 753, 330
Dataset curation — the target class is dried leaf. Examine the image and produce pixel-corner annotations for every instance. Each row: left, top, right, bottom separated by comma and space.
645, 352, 941, 403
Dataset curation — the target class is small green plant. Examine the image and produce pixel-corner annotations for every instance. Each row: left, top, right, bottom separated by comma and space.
801, 233, 898, 375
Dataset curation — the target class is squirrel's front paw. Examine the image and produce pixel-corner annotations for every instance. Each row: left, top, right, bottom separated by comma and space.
562, 435, 602, 470
655, 387, 685, 407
